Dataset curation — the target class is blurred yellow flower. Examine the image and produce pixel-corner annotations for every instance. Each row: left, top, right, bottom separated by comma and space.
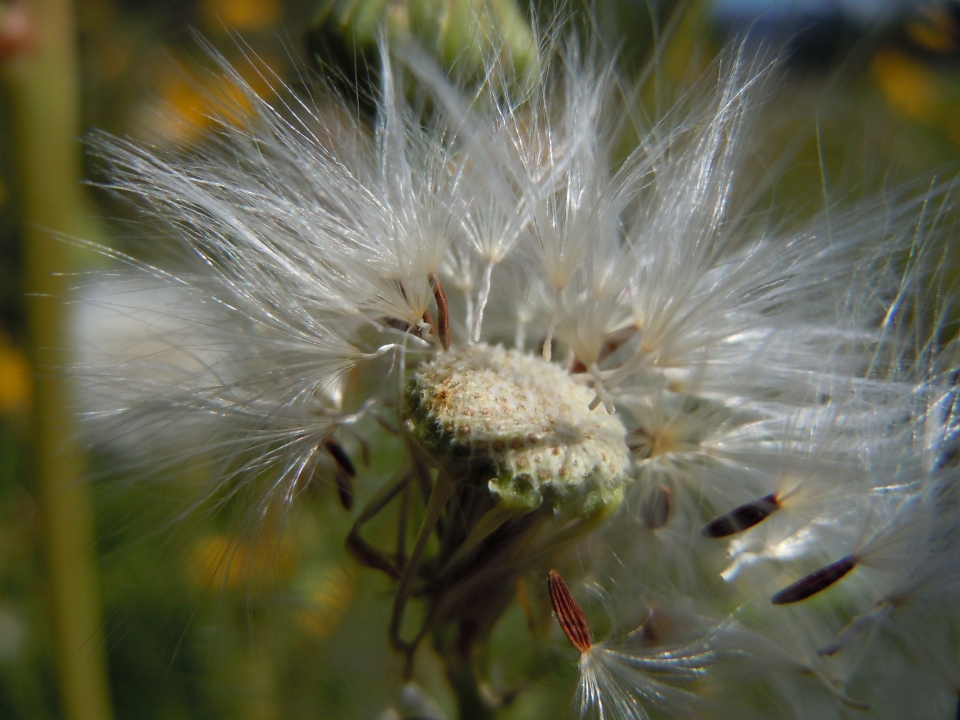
200, 0, 280, 32
296, 566, 354, 639
190, 532, 298, 592
0, 338, 31, 414
148, 53, 279, 145
907, 4, 958, 55
871, 49, 939, 123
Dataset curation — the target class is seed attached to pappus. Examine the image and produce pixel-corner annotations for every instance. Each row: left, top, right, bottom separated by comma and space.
548, 569, 592, 653
771, 555, 857, 605
639, 484, 672, 529
702, 493, 780, 538
324, 438, 356, 511
569, 325, 639, 374
429, 273, 451, 351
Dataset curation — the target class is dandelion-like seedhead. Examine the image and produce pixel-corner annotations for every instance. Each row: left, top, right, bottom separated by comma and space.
409, 343, 629, 516
76, 17, 960, 720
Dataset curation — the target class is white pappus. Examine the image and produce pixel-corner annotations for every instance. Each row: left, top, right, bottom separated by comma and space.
75, 17, 960, 720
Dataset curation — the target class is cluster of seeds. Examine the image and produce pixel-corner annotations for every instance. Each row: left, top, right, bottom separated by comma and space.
408, 343, 630, 517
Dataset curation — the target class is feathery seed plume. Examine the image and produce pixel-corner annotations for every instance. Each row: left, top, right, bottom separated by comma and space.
76, 16, 960, 720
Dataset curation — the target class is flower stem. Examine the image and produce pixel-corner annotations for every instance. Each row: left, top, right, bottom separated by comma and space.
444, 642, 494, 720
2, 1, 114, 719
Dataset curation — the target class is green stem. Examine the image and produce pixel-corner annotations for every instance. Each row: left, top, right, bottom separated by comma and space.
446, 644, 494, 720
3, 1, 114, 719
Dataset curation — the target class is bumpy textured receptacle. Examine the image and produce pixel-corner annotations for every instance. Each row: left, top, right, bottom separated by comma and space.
408, 344, 630, 518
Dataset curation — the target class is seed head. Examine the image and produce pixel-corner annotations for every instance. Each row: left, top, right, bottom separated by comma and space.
409, 344, 629, 516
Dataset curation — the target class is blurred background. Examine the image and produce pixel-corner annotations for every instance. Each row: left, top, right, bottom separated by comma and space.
1, 0, 960, 718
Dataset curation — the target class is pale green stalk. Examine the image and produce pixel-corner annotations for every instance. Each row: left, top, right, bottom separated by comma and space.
2, 1, 114, 718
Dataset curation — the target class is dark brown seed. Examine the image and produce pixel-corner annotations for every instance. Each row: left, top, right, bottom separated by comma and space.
324, 438, 356, 511
396, 280, 437, 342
570, 325, 639, 373
421, 309, 435, 340
639, 484, 672, 529
429, 273, 451, 351
548, 569, 592, 653
702, 493, 780, 538
334, 466, 354, 510
637, 608, 670, 645
598, 325, 638, 361
324, 438, 356, 477
625, 427, 653, 459
771, 556, 857, 605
